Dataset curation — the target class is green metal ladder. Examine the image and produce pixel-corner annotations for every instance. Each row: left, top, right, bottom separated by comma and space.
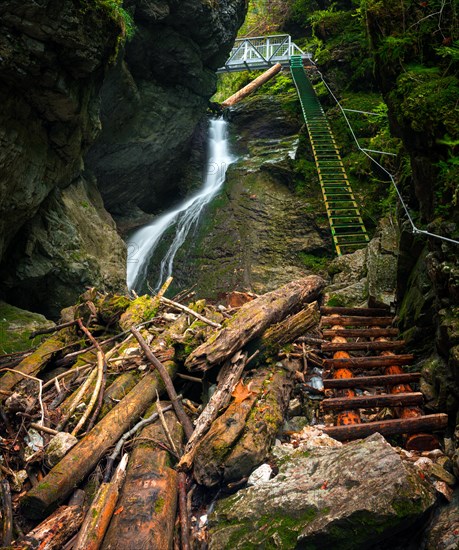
290, 55, 369, 255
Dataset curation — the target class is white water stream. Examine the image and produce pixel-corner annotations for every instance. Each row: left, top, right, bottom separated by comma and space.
126, 118, 234, 292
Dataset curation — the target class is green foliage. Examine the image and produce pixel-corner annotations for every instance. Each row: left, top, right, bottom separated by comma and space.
81, 0, 135, 39
298, 252, 330, 271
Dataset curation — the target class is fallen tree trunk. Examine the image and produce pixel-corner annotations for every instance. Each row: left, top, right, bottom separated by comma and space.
179, 351, 248, 471
13, 490, 85, 550
192, 361, 296, 487
221, 63, 282, 107
74, 455, 129, 550
102, 403, 182, 550
185, 276, 325, 372
20, 361, 177, 520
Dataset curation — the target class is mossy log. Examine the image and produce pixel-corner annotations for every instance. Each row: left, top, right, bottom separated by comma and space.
20, 361, 177, 520
0, 329, 74, 396
257, 302, 319, 356
185, 276, 325, 372
192, 361, 296, 487
102, 403, 183, 549
12, 490, 85, 550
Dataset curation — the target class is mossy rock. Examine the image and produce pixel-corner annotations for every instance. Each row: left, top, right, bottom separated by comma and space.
0, 301, 55, 354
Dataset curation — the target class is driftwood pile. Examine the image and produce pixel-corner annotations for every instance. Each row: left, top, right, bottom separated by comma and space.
0, 275, 325, 549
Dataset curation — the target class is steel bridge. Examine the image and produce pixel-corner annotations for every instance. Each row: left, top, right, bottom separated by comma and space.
217, 34, 312, 73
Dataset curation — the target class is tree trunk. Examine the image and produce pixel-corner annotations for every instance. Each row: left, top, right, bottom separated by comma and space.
185, 276, 325, 372
192, 361, 296, 487
102, 403, 183, 550
221, 64, 282, 107
20, 361, 177, 520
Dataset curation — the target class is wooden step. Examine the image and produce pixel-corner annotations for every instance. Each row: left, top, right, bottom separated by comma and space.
321, 392, 423, 411
322, 328, 399, 338
321, 316, 394, 327
322, 413, 448, 441
323, 373, 421, 389
322, 341, 405, 353
321, 306, 391, 317
324, 354, 414, 370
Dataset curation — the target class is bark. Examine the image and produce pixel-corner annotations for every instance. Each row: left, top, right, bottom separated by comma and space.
323, 354, 414, 369
185, 276, 325, 372
321, 392, 424, 411
179, 351, 248, 471
192, 361, 296, 487
13, 491, 85, 550
74, 454, 128, 550
321, 316, 394, 326
0, 330, 72, 396
322, 340, 405, 352
323, 414, 448, 441
322, 328, 399, 338
221, 64, 282, 107
20, 361, 177, 520
257, 302, 319, 356
102, 404, 183, 550
323, 373, 421, 389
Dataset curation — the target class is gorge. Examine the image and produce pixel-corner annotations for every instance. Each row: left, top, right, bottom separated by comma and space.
0, 1, 458, 549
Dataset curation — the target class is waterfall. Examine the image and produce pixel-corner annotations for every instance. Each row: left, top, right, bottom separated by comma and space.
126, 118, 234, 292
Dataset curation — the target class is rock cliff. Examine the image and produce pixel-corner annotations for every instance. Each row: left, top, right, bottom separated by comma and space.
0, 0, 246, 317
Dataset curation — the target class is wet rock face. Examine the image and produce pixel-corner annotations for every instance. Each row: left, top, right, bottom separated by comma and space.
209, 433, 436, 550
167, 94, 330, 298
0, 177, 126, 319
0, 0, 121, 264
86, 0, 247, 215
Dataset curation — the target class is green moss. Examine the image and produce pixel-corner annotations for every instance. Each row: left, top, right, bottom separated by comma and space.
154, 496, 165, 513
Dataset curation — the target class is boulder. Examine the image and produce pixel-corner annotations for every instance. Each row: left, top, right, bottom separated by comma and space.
424, 490, 459, 550
209, 433, 436, 549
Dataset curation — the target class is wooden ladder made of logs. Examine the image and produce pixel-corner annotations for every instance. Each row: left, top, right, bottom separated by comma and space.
319, 306, 448, 450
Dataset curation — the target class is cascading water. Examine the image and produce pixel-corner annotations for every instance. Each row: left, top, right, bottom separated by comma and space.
126, 118, 234, 292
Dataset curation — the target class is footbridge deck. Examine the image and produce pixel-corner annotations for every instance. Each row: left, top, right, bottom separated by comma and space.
217, 34, 312, 73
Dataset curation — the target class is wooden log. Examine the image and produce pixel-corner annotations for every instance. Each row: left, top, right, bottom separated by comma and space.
13, 490, 85, 550
322, 340, 405, 352
1, 478, 13, 547
102, 404, 182, 550
323, 413, 448, 441
20, 361, 177, 520
258, 302, 319, 355
221, 63, 282, 107
322, 392, 424, 411
185, 276, 325, 371
179, 351, 248, 471
74, 454, 128, 550
0, 330, 73, 396
321, 316, 394, 326
320, 306, 390, 317
323, 373, 421, 389
192, 362, 295, 487
322, 328, 399, 338
323, 355, 414, 369
100, 371, 140, 417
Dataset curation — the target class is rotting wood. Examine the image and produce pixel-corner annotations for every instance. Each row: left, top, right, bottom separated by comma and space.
74, 454, 128, 550
323, 354, 414, 369
323, 413, 448, 441
0, 330, 73, 397
323, 372, 421, 389
131, 327, 194, 440
186, 276, 325, 372
20, 361, 177, 520
257, 302, 319, 356
320, 306, 390, 317
221, 63, 282, 107
13, 490, 85, 550
29, 319, 79, 339
322, 328, 399, 338
102, 404, 182, 550
160, 296, 222, 329
322, 340, 405, 353
321, 316, 394, 327
179, 351, 248, 471
322, 392, 424, 411
1, 478, 13, 547
192, 362, 295, 487
178, 472, 190, 550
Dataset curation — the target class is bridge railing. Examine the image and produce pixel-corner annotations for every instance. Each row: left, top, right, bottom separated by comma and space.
217, 34, 312, 73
